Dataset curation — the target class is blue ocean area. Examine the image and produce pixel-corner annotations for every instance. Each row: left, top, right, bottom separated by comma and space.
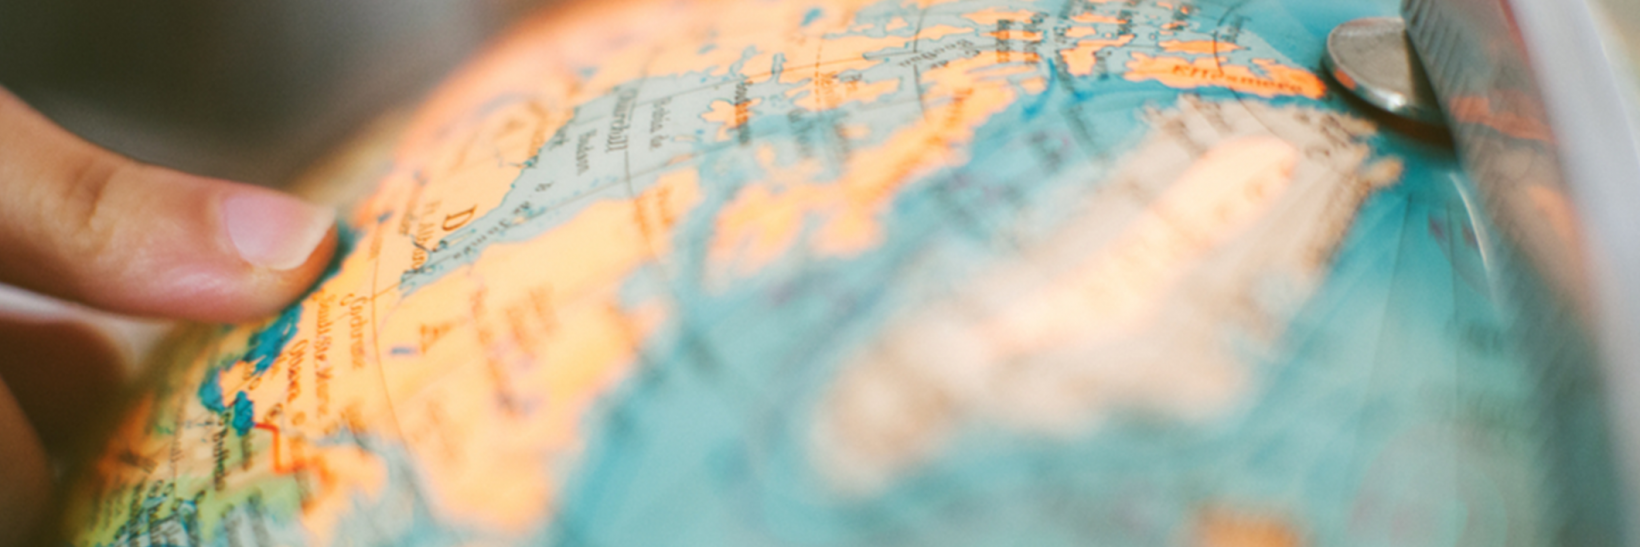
192, 225, 357, 442
197, 366, 225, 414
230, 392, 256, 436
244, 305, 302, 375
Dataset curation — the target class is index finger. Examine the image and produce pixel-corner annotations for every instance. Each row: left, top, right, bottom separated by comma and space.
0, 89, 336, 322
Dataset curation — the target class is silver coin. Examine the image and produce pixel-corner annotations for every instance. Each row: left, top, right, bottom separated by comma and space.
1325, 17, 1446, 125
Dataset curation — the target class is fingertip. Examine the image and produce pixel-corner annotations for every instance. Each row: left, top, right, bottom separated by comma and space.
185, 187, 341, 323
233, 221, 341, 321
69, 171, 341, 324
0, 88, 342, 324
222, 186, 338, 272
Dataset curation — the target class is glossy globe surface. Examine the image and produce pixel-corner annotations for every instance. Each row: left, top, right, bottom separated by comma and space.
60, 0, 1625, 545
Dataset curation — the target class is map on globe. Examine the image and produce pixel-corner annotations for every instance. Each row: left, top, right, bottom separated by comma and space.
56, 0, 1628, 545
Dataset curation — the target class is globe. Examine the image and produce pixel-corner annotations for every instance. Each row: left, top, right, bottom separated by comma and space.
57, 0, 1628, 544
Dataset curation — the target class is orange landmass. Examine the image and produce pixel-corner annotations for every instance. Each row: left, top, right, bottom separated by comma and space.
711, 54, 1023, 272
989, 30, 1044, 41
1021, 75, 1048, 94
1196, 509, 1304, 547
288, 444, 387, 544
1125, 53, 1325, 98
710, 183, 821, 275
1160, 39, 1239, 55
916, 24, 977, 41
965, 7, 1036, 25
1065, 26, 1111, 38
703, 97, 763, 140
374, 170, 699, 531
1071, 13, 1124, 24
1061, 35, 1135, 76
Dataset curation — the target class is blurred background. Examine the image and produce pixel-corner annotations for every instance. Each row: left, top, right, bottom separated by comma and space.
0, 0, 549, 187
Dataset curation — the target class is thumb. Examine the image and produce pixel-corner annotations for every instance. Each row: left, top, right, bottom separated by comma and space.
0, 89, 337, 323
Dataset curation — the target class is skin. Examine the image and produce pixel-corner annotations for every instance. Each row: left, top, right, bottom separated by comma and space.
0, 88, 337, 545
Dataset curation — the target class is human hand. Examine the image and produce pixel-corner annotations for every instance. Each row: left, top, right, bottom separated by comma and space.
0, 88, 338, 544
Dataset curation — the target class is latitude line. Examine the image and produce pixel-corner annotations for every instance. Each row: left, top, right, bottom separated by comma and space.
365, 220, 409, 441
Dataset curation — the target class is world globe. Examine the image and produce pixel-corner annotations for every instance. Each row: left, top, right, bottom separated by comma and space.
56, 0, 1626, 545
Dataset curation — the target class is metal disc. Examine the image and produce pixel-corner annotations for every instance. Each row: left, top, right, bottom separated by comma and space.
1325, 17, 1446, 125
